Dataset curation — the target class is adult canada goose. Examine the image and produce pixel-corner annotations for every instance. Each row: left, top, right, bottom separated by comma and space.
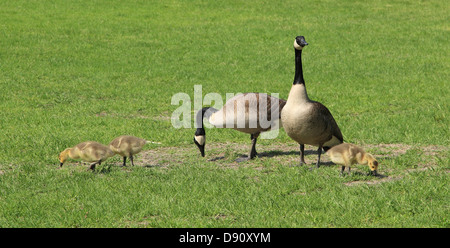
281, 36, 343, 168
58, 141, 114, 171
194, 93, 286, 161
326, 143, 379, 176
109, 135, 155, 166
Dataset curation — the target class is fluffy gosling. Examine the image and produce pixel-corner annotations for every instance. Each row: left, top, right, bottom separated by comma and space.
58, 141, 114, 171
326, 143, 379, 176
109, 135, 155, 166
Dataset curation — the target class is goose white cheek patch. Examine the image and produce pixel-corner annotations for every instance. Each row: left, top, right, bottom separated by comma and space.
194, 135, 205, 146
294, 40, 303, 50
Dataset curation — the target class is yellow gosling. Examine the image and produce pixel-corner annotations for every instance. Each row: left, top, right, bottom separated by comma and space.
326, 143, 379, 176
109, 135, 155, 166
58, 141, 114, 171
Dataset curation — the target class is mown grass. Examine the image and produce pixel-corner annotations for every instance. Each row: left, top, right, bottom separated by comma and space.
0, 0, 448, 227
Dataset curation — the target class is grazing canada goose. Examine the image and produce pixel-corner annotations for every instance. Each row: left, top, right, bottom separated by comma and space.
58, 141, 114, 171
281, 36, 343, 168
326, 143, 379, 176
109, 135, 155, 166
194, 93, 286, 161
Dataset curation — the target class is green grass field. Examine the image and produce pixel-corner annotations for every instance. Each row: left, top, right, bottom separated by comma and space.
0, 0, 448, 227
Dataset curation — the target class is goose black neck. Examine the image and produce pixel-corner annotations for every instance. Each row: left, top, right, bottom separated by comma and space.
293, 49, 305, 85
195, 107, 216, 136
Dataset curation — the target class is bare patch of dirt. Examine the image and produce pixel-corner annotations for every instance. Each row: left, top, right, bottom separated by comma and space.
136, 142, 447, 169
95, 111, 110, 117
95, 111, 164, 120
344, 175, 403, 186
138, 146, 193, 168
151, 111, 171, 121
364, 143, 412, 157
57, 142, 448, 185
364, 143, 448, 158
137, 142, 448, 188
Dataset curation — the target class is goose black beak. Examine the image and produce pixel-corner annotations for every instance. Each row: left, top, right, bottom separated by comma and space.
199, 146, 205, 157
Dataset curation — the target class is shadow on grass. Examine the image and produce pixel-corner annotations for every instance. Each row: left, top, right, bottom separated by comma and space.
341, 170, 388, 178
207, 149, 339, 168
208, 150, 301, 162
95, 163, 122, 174
143, 164, 167, 168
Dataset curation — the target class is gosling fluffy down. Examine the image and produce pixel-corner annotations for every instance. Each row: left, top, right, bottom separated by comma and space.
109, 135, 154, 166
326, 143, 379, 176
58, 141, 114, 171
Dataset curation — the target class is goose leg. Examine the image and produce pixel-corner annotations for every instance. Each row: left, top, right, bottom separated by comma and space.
249, 133, 259, 159
236, 133, 259, 163
340, 166, 346, 176
122, 156, 127, 167
316, 146, 323, 168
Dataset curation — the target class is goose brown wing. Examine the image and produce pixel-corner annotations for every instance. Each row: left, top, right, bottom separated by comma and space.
314, 101, 344, 143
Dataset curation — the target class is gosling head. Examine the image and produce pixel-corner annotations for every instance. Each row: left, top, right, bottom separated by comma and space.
366, 155, 379, 176
294, 36, 308, 50
58, 148, 71, 167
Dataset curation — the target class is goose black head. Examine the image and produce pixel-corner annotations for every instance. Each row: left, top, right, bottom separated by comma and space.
294, 36, 308, 50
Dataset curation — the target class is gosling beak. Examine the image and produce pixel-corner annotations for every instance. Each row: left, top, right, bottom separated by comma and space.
60, 162, 64, 167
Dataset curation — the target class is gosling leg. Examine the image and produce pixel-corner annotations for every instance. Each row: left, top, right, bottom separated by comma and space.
130, 155, 135, 166
89, 160, 101, 171
299, 144, 306, 166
